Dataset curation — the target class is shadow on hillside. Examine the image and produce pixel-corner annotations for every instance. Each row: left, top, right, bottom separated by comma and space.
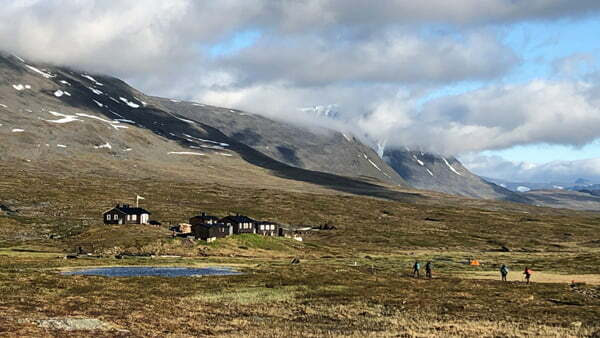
41, 68, 424, 203
195, 123, 425, 203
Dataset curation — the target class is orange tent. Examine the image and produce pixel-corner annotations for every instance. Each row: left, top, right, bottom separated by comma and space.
469, 260, 480, 266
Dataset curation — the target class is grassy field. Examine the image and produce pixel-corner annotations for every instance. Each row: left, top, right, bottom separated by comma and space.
2, 165, 600, 336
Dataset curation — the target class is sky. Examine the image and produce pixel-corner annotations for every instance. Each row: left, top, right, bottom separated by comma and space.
1, 0, 600, 183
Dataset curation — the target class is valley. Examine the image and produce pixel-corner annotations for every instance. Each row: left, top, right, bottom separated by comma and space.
2, 163, 600, 336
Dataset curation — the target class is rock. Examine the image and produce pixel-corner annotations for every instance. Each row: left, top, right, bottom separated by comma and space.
571, 321, 583, 328
500, 246, 511, 252
32, 317, 126, 332
290, 257, 300, 264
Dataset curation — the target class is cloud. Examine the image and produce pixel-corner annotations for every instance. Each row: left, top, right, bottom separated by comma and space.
552, 52, 597, 77
460, 154, 600, 183
219, 31, 517, 87
370, 80, 600, 155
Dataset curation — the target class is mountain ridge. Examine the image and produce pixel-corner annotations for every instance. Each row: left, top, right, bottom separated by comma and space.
3, 52, 598, 210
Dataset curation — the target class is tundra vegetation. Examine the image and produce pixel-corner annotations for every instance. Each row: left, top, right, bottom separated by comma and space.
1, 165, 600, 336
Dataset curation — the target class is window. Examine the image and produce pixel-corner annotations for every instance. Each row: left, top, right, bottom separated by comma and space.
260, 224, 264, 230
107, 214, 111, 221
132, 214, 137, 221
114, 214, 118, 220
127, 215, 131, 221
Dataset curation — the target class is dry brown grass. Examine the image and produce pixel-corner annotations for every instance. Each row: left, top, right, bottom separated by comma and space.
2, 165, 600, 336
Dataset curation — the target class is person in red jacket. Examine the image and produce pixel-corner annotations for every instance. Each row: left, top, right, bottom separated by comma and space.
523, 266, 533, 284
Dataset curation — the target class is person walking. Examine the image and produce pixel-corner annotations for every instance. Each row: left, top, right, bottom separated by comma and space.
500, 264, 509, 282
413, 261, 421, 278
523, 266, 532, 284
425, 261, 433, 279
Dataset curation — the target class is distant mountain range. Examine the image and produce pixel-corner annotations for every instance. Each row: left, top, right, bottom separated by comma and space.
483, 177, 600, 194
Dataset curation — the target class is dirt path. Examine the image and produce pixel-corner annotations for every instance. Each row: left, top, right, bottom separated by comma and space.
461, 271, 600, 285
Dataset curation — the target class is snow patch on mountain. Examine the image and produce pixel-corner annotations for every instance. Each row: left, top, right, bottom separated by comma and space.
11, 54, 25, 63
183, 134, 229, 147
75, 113, 128, 130
94, 142, 112, 149
45, 111, 80, 124
114, 119, 136, 124
368, 159, 381, 171
25, 65, 54, 79
376, 140, 386, 158
443, 158, 462, 176
11, 129, 24, 133
81, 74, 103, 86
168, 151, 205, 156
88, 87, 103, 95
516, 186, 531, 192
119, 97, 140, 108
299, 104, 340, 119
12, 84, 30, 91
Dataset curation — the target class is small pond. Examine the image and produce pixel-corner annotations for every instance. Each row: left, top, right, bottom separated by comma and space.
62, 266, 240, 277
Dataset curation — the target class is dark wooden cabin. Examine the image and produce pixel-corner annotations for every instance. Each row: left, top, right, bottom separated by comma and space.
103, 204, 150, 225
220, 214, 256, 234
189, 212, 220, 226
191, 223, 232, 242
254, 221, 279, 236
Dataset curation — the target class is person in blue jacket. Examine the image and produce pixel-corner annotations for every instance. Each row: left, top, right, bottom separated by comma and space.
413, 261, 421, 278
500, 264, 509, 282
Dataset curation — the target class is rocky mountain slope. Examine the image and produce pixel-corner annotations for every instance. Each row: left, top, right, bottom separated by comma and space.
0, 53, 407, 190
382, 149, 528, 201
2, 52, 596, 209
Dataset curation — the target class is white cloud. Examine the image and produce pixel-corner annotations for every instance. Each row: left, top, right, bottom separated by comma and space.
371, 80, 600, 155
220, 31, 517, 86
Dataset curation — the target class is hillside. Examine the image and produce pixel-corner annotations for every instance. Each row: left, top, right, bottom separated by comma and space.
0, 52, 531, 204
3, 52, 600, 212
383, 149, 528, 202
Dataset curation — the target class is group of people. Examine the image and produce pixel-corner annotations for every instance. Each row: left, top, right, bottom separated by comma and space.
412, 261, 433, 279
500, 264, 534, 283
412, 261, 534, 283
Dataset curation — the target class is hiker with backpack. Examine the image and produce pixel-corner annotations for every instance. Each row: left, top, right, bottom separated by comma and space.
413, 261, 421, 278
425, 261, 433, 279
523, 266, 533, 284
500, 264, 509, 282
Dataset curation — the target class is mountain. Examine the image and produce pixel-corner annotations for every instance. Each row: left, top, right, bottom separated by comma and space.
481, 177, 568, 192
0, 53, 406, 192
0, 52, 554, 205
383, 149, 528, 202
